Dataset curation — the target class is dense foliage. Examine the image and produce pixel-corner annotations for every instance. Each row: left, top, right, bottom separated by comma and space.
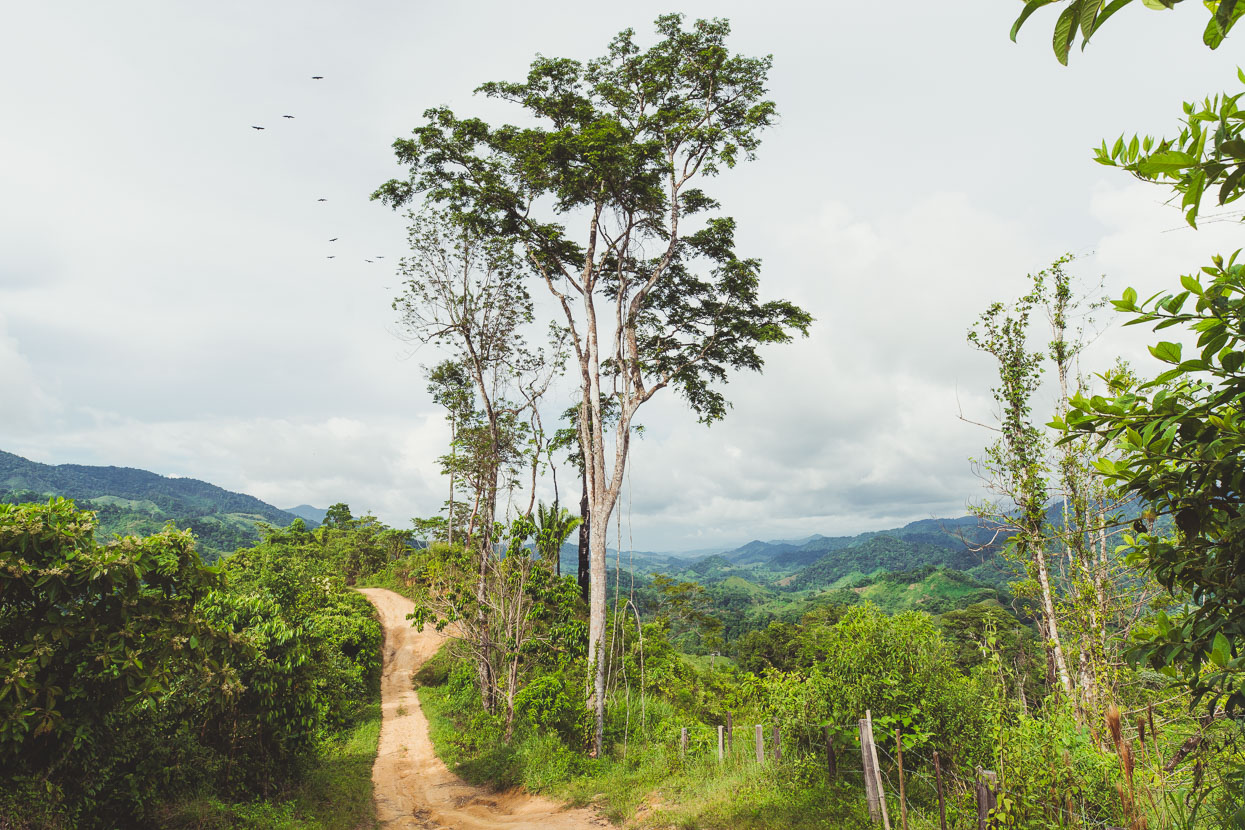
0, 499, 382, 828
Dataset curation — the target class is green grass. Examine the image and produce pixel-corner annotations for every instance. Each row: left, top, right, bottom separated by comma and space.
416, 668, 888, 829
160, 703, 381, 829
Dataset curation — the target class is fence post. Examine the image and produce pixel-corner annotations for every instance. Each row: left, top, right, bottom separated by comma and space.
859, 719, 881, 824
865, 711, 892, 830
718, 724, 724, 762
825, 724, 837, 778
772, 725, 781, 761
976, 767, 998, 830
755, 724, 764, 764
680, 727, 688, 757
933, 750, 948, 830
727, 710, 734, 754
896, 730, 909, 830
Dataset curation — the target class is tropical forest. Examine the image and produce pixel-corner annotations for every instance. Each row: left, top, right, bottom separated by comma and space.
3, 2, 1245, 829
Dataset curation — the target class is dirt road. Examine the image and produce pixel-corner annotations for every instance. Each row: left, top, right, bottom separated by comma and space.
358, 588, 606, 830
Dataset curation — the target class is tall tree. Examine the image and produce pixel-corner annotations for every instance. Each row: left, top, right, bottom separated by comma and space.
375, 15, 811, 754
969, 265, 1075, 699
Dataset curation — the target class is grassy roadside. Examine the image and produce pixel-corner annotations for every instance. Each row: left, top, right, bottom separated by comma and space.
415, 653, 878, 830
160, 701, 382, 830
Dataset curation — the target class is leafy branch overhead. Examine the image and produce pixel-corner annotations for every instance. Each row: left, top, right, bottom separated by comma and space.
1056, 253, 1245, 716
1011, 0, 1245, 65
1095, 72, 1245, 227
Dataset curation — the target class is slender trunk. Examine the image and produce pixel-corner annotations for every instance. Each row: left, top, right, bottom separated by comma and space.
1033, 541, 1074, 697
455, 413, 460, 545
577, 473, 590, 602
587, 503, 607, 754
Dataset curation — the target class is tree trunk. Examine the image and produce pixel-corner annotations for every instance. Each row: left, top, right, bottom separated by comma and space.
578, 474, 590, 603
586, 500, 608, 755
1032, 541, 1074, 698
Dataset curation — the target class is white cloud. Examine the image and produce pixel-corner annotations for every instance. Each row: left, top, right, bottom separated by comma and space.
0, 314, 60, 432
4, 0, 1243, 551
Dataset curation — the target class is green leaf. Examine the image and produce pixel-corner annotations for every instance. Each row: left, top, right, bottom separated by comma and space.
1181, 273, 1204, 294
1219, 164, 1245, 205
1053, 4, 1079, 64
1205, 15, 1228, 48
1122, 286, 1139, 307
1088, 0, 1136, 39
1011, 0, 1058, 42
1150, 341, 1183, 363
1215, 0, 1240, 31
1080, 0, 1101, 38
1135, 150, 1199, 176
1210, 632, 1231, 667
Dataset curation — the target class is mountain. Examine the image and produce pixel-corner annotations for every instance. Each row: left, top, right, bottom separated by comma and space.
789, 533, 987, 589
284, 504, 328, 526
0, 450, 305, 561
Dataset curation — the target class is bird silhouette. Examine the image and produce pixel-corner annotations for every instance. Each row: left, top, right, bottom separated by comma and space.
365, 259, 373, 263
251, 125, 265, 130
317, 198, 327, 202
327, 255, 336, 259
329, 238, 338, 242
283, 115, 295, 119
376, 255, 385, 259
311, 75, 324, 80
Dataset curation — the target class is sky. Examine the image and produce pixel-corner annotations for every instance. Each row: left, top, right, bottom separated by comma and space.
2, 1, 1243, 552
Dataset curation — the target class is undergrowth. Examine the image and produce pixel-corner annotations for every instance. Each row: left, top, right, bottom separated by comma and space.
158, 701, 382, 830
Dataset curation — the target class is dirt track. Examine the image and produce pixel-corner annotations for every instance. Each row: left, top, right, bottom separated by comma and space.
358, 588, 606, 830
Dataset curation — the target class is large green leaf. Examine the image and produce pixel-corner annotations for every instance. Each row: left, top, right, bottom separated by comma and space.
1053, 3, 1080, 64
1011, 0, 1058, 42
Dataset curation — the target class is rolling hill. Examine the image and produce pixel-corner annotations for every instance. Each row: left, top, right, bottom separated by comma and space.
0, 450, 311, 561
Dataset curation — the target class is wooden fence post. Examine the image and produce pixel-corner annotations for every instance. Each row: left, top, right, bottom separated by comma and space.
859, 719, 882, 824
727, 710, 734, 754
755, 724, 764, 764
933, 750, 948, 830
718, 724, 724, 762
976, 767, 998, 830
680, 727, 688, 757
772, 725, 781, 761
896, 730, 909, 830
825, 724, 837, 778
865, 711, 892, 830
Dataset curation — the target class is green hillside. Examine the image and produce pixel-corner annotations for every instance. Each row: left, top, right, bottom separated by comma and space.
0, 450, 308, 560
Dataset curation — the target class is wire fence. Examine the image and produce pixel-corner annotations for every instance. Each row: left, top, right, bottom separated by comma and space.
665, 715, 1140, 830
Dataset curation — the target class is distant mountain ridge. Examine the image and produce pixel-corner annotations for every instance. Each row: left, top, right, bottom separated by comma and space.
284, 504, 329, 525
0, 450, 309, 560
644, 512, 1008, 601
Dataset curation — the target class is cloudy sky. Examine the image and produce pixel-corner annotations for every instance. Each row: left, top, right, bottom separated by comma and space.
2, 1, 1242, 551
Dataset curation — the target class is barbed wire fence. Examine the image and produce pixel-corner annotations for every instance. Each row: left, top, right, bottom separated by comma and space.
662, 712, 1156, 829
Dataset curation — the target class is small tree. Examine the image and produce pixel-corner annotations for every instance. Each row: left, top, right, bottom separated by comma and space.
394, 209, 562, 712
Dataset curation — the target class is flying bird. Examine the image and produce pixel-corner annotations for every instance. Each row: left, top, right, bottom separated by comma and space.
329, 237, 338, 242
327, 255, 336, 259
251, 125, 265, 130
283, 115, 295, 119
317, 198, 326, 202
311, 75, 324, 79
365, 259, 373, 263
375, 255, 384, 259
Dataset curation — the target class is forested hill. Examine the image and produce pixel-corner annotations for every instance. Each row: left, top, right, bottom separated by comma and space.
0, 449, 310, 560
